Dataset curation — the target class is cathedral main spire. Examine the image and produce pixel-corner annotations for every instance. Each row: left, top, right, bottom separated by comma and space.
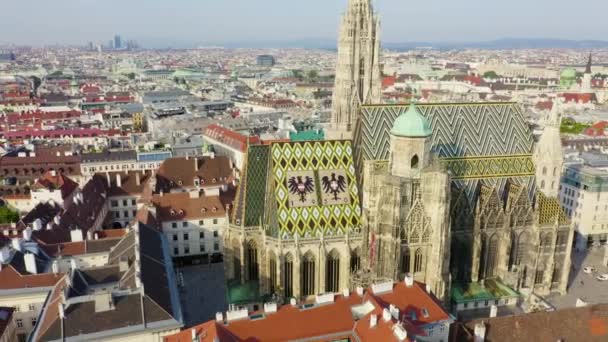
327, 0, 382, 140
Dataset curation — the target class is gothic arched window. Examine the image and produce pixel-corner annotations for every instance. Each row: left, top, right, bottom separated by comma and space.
350, 248, 361, 273
283, 253, 293, 299
325, 250, 340, 293
301, 253, 316, 297
414, 248, 424, 273
401, 248, 411, 274
269, 251, 277, 294
542, 167, 547, 176
540, 180, 546, 189
246, 241, 259, 281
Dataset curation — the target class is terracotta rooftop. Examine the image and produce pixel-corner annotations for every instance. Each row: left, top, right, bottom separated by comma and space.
156, 156, 233, 192
452, 303, 608, 342
152, 192, 226, 222
31, 171, 79, 199
165, 281, 450, 342
203, 124, 260, 152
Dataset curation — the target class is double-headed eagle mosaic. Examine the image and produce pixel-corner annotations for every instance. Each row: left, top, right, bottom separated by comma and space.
321, 173, 347, 201
287, 176, 315, 202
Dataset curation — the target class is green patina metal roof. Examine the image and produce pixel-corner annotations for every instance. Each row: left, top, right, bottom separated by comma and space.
451, 279, 520, 303
290, 129, 325, 142
390, 102, 433, 138
227, 280, 261, 305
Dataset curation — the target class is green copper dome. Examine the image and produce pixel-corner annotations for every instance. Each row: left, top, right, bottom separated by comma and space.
560, 68, 576, 79
391, 102, 433, 138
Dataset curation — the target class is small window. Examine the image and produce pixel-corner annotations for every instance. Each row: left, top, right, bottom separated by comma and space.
214, 242, 219, 251
411, 155, 420, 169
16, 319, 23, 328
213, 231, 218, 238
28, 304, 35, 311
184, 247, 190, 254
173, 247, 179, 255
200, 232, 205, 239
200, 244, 206, 252
184, 233, 189, 240
131, 199, 136, 206
123, 200, 127, 206
213, 219, 218, 225
172, 222, 177, 229
173, 234, 178, 241
111, 200, 118, 207
182, 222, 187, 227
31, 317, 37, 327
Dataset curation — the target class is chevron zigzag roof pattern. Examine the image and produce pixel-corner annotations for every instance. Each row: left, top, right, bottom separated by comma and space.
355, 102, 537, 201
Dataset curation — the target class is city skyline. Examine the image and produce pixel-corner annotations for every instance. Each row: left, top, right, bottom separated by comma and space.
1, 0, 607, 47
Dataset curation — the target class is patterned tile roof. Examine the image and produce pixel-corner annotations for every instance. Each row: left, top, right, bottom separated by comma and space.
356, 102, 537, 201
233, 141, 362, 239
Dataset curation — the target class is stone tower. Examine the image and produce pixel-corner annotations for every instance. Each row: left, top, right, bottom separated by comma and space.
534, 98, 564, 198
328, 0, 382, 140
360, 103, 451, 300
582, 53, 593, 92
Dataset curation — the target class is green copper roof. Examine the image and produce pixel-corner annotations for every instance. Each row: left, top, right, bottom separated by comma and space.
560, 68, 577, 79
390, 102, 433, 138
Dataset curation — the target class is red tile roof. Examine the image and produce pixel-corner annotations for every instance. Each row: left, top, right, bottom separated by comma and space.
165, 281, 449, 342
0, 263, 63, 290
203, 124, 260, 152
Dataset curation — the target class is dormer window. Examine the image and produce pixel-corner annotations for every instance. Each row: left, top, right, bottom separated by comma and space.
200, 179, 206, 185
212, 207, 218, 212
178, 209, 184, 215
212, 178, 217, 183
178, 180, 183, 186
194, 179, 200, 186
201, 207, 207, 213
170, 209, 176, 216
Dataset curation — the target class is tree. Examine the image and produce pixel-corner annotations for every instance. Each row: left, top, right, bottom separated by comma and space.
483, 71, 499, 79
307, 70, 318, 81
126, 72, 136, 80
0, 206, 19, 224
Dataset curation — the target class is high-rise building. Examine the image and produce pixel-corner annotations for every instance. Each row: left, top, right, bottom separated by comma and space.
114, 35, 122, 49
328, 0, 382, 140
256, 54, 276, 67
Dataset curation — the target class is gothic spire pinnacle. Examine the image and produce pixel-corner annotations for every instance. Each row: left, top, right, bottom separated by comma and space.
585, 52, 593, 74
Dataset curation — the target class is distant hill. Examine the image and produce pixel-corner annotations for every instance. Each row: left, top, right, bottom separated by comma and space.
139, 37, 608, 50
383, 38, 608, 51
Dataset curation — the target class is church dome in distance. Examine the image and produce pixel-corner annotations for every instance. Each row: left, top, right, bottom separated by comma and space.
560, 68, 576, 80
391, 102, 433, 138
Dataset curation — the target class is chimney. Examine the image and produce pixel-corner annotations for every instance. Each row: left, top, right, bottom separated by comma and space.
194, 157, 199, 171
474, 322, 487, 342
342, 288, 350, 298
11, 238, 22, 252
215, 312, 223, 322
382, 308, 392, 322
70, 229, 83, 242
356, 286, 364, 296
52, 260, 59, 274
404, 274, 414, 287
490, 305, 498, 318
290, 298, 297, 306
50, 169, 56, 177
191, 329, 197, 340
116, 174, 122, 188
370, 314, 378, 328
23, 227, 33, 241
0, 246, 10, 263
24, 253, 37, 274
135, 172, 141, 186
58, 304, 65, 319
87, 230, 94, 240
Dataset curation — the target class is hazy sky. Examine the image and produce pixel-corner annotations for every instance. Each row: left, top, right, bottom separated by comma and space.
1, 0, 607, 46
